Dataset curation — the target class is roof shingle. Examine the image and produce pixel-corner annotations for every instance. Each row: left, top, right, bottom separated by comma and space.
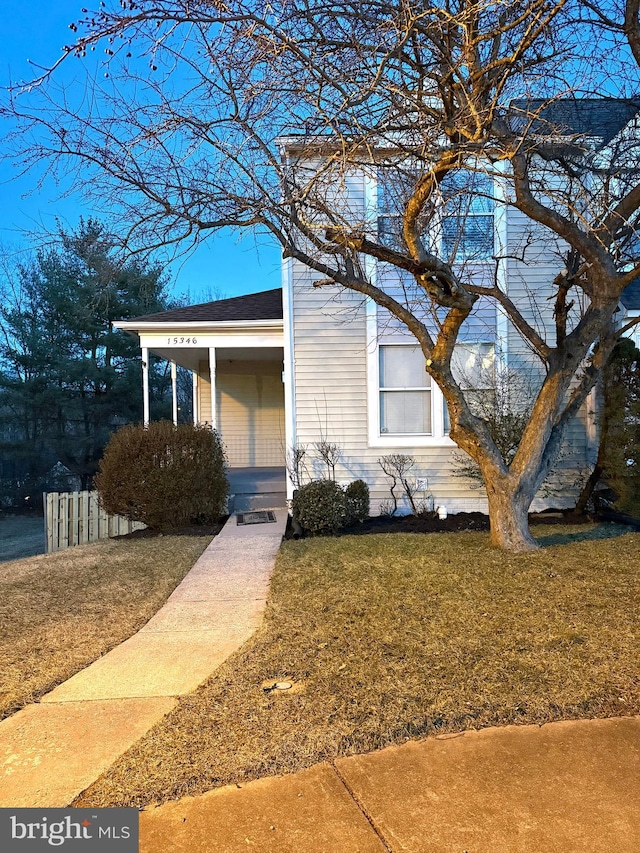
508, 98, 640, 148
128, 287, 283, 323
621, 278, 640, 311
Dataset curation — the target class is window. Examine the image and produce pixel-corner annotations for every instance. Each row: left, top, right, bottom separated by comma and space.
379, 345, 431, 435
443, 343, 496, 432
377, 166, 418, 252
441, 171, 495, 262
377, 167, 495, 261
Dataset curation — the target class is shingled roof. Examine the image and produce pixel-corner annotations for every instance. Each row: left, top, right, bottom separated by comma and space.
621, 278, 640, 311
127, 287, 283, 324
508, 98, 640, 148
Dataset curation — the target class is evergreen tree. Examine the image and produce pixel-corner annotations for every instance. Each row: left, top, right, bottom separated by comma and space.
0, 219, 172, 495
575, 338, 640, 515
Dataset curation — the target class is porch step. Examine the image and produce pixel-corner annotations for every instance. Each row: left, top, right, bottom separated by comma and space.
229, 492, 288, 512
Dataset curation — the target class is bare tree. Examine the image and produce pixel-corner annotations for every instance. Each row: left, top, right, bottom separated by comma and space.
451, 360, 539, 484
314, 439, 342, 481
4, 0, 640, 550
285, 443, 309, 491
378, 454, 418, 515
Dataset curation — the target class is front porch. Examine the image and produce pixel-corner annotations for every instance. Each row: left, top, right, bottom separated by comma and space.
188, 345, 285, 468
114, 288, 290, 472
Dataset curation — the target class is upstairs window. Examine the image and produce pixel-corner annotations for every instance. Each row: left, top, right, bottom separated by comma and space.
377, 167, 495, 262
377, 166, 419, 252
379, 344, 431, 435
441, 171, 495, 262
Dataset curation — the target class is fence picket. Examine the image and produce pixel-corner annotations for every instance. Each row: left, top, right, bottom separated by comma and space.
71, 491, 79, 549
81, 491, 89, 545
43, 490, 145, 553
45, 492, 53, 553
89, 492, 98, 542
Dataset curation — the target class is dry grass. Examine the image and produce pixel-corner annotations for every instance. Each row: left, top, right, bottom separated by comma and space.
0, 535, 212, 719
75, 522, 640, 810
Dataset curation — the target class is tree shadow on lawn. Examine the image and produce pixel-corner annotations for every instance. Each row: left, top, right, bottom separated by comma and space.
534, 522, 632, 548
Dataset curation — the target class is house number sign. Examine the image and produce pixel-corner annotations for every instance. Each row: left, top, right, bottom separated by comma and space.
166, 336, 198, 345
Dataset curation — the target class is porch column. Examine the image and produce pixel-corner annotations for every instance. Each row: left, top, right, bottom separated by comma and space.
171, 360, 178, 426
142, 346, 150, 427
208, 346, 217, 429
192, 371, 198, 425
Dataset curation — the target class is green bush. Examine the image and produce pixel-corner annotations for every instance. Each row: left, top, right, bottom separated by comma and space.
95, 421, 228, 531
292, 479, 348, 534
345, 479, 370, 523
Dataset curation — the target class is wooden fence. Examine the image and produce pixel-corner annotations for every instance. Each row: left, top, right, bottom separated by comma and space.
44, 490, 146, 553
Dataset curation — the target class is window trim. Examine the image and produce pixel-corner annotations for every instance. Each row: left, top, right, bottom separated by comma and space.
366, 331, 454, 448
376, 166, 496, 264
379, 343, 433, 437
364, 166, 506, 449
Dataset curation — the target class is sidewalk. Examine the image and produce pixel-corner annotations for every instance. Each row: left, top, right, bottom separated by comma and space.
139, 715, 640, 852
0, 509, 288, 808
2, 512, 639, 850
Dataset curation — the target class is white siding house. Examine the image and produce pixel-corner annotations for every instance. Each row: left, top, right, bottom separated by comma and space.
115, 100, 640, 514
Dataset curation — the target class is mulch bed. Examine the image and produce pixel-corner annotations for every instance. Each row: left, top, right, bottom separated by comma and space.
114, 508, 639, 541
286, 508, 595, 539
115, 521, 225, 540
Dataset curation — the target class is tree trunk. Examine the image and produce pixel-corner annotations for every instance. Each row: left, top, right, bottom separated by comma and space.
485, 482, 538, 552
575, 377, 608, 515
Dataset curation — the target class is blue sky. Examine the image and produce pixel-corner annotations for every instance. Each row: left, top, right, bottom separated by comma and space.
0, 1, 281, 303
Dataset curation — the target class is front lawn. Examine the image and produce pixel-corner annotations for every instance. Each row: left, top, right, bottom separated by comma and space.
0, 535, 213, 720
75, 523, 640, 809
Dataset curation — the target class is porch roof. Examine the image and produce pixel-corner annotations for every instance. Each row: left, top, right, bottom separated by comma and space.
116, 287, 283, 329
114, 286, 285, 377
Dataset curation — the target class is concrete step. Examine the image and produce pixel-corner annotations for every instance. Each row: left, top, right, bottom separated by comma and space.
230, 493, 288, 512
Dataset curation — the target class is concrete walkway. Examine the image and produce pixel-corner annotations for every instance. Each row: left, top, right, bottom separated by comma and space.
139, 716, 640, 852
3, 512, 639, 849
0, 509, 288, 808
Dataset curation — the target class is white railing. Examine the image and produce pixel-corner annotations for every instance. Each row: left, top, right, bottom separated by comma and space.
44, 490, 146, 553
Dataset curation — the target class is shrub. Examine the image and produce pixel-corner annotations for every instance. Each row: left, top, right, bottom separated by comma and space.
292, 479, 348, 534
378, 454, 416, 514
314, 439, 342, 480
345, 479, 370, 523
95, 421, 228, 531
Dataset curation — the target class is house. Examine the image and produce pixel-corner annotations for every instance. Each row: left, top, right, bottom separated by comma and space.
115, 99, 640, 515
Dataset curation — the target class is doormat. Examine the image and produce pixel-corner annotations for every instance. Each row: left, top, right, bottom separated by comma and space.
236, 510, 277, 525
